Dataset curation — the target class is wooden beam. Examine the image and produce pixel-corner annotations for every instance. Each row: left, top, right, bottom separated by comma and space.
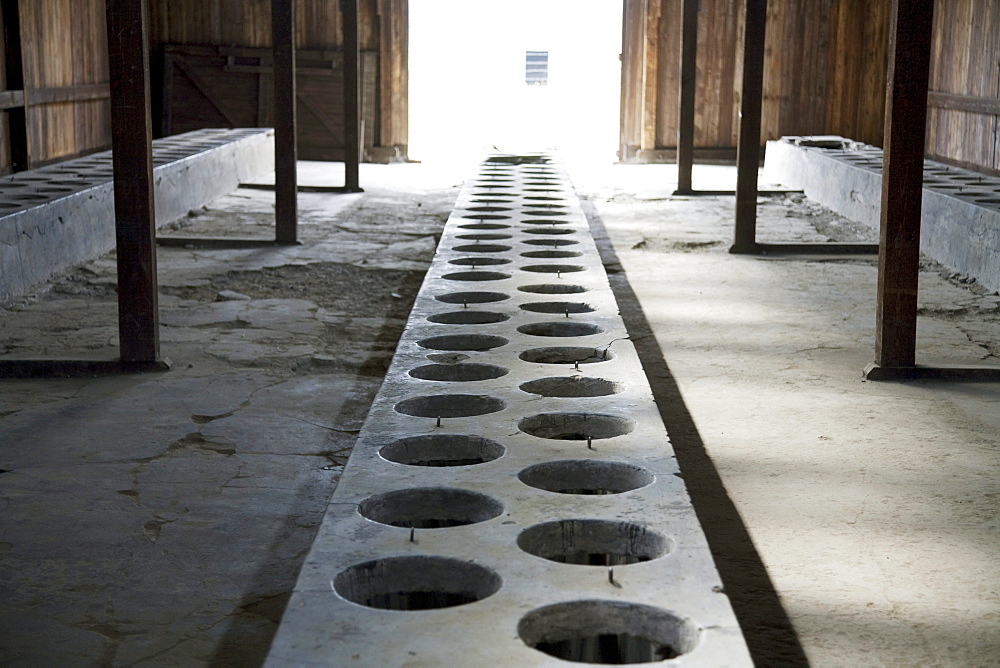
342, 0, 362, 191
927, 91, 1000, 116
105, 0, 160, 363
27, 83, 110, 105
272, 0, 298, 244
675, 0, 698, 194
0, 89, 24, 109
160, 52, 175, 136
731, 0, 767, 253
870, 0, 935, 371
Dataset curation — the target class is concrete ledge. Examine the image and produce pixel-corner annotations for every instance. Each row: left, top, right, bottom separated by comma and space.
764, 136, 1000, 293
0, 128, 274, 302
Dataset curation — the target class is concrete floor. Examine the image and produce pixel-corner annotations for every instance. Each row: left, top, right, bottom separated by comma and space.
1, 159, 998, 666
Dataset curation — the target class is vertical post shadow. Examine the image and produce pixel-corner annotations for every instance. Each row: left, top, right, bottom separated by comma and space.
583, 199, 809, 666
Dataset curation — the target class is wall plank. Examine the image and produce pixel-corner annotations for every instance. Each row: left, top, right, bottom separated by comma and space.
926, 0, 1000, 172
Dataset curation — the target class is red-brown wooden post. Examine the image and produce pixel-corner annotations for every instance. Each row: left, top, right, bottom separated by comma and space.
731, 0, 767, 253
869, 0, 935, 372
272, 0, 298, 244
343, 0, 362, 192
675, 0, 698, 194
106, 0, 160, 362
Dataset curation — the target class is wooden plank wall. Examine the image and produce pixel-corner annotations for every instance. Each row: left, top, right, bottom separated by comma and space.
147, 0, 408, 159
926, 0, 1000, 174
620, 0, 890, 159
147, 0, 380, 51
17, 0, 111, 167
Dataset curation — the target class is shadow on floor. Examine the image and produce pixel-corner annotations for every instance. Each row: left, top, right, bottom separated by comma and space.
584, 199, 809, 666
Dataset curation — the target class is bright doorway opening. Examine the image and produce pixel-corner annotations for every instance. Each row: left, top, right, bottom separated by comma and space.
408, 0, 623, 166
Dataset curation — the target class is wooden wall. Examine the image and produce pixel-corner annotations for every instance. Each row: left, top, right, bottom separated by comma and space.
147, 0, 408, 160
620, 0, 890, 161
926, 0, 1000, 174
0, 0, 111, 173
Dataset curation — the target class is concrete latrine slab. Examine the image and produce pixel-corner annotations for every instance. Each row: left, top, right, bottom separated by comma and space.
265, 155, 751, 666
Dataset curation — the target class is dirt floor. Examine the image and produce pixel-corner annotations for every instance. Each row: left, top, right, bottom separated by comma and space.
1, 159, 998, 666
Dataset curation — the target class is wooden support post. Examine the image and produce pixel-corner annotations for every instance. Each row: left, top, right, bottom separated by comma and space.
1, 0, 28, 172
272, 0, 298, 244
675, 0, 698, 194
106, 0, 160, 363
731, 0, 767, 253
869, 0, 935, 372
343, 0, 362, 192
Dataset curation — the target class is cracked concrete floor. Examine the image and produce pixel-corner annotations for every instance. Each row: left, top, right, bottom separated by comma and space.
1, 158, 998, 666
573, 163, 1000, 667
0, 161, 464, 666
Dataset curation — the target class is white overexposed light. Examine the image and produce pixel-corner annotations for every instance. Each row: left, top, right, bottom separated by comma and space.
408, 0, 623, 165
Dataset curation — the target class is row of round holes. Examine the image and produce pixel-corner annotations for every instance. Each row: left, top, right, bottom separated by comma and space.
331, 166, 700, 662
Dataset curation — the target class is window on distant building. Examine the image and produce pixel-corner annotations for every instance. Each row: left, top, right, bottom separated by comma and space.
525, 51, 548, 86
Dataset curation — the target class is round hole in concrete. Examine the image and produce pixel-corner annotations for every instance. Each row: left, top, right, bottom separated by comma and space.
380, 435, 505, 467
472, 191, 520, 198
517, 321, 604, 337
456, 233, 512, 240
409, 362, 509, 381
395, 393, 506, 418
520, 301, 594, 314
522, 219, 570, 225
517, 459, 653, 494
435, 291, 510, 304
517, 600, 699, 662
520, 376, 621, 398
522, 264, 585, 274
458, 223, 511, 230
418, 333, 508, 351
465, 206, 512, 213
358, 487, 504, 528
519, 412, 634, 440
334, 556, 502, 610
519, 283, 587, 294
448, 257, 511, 266
427, 310, 510, 324
522, 238, 579, 247
452, 244, 512, 253
523, 228, 575, 236
517, 519, 670, 565
521, 250, 583, 259
442, 271, 511, 282
460, 215, 512, 222
523, 210, 569, 217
